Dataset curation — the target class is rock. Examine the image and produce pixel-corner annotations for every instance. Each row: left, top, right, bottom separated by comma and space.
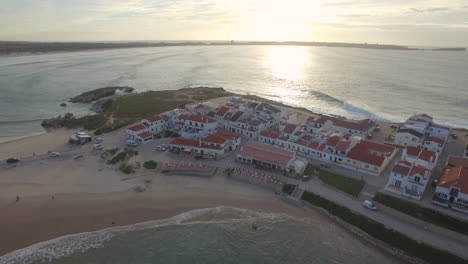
69, 86, 134, 103
59, 103, 67, 107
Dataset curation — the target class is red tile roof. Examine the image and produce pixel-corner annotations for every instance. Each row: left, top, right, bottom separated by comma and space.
346, 140, 395, 167
406, 146, 437, 163
308, 141, 320, 149
448, 156, 468, 168
325, 136, 341, 147
201, 133, 239, 145
336, 140, 352, 152
238, 141, 295, 167
215, 106, 230, 117
147, 114, 169, 122
283, 123, 298, 134
137, 132, 152, 139
170, 138, 223, 150
424, 136, 445, 145
127, 124, 146, 132
438, 165, 468, 194
406, 146, 420, 156
179, 114, 216, 123
409, 165, 431, 179
260, 131, 281, 139
392, 162, 411, 176
214, 133, 240, 140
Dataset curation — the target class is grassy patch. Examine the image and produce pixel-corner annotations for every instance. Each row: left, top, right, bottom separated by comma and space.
41, 113, 107, 130
305, 164, 364, 197
143, 160, 158, 170
282, 184, 296, 195
301, 191, 466, 264
107, 149, 138, 165
119, 163, 135, 174
94, 119, 136, 135
162, 131, 180, 138
373, 192, 468, 236
106, 148, 120, 155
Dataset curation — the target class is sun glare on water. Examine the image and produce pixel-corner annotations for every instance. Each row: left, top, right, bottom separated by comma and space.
264, 45, 310, 82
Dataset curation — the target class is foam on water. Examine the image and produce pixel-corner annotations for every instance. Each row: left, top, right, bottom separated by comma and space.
0, 207, 295, 264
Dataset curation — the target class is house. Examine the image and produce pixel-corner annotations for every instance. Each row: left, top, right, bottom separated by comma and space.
142, 114, 170, 134
402, 146, 438, 169
422, 136, 445, 153
394, 129, 424, 147
305, 116, 376, 137
343, 140, 397, 175
447, 156, 468, 168
126, 123, 153, 143
385, 160, 431, 200
237, 141, 307, 174
434, 165, 468, 207
394, 114, 450, 150
178, 114, 218, 139
259, 131, 282, 145
200, 133, 241, 151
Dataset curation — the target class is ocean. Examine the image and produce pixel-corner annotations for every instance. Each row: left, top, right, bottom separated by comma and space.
0, 45, 467, 142
0, 207, 402, 264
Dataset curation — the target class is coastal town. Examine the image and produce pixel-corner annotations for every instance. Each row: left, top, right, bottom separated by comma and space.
1, 92, 468, 262
123, 96, 468, 215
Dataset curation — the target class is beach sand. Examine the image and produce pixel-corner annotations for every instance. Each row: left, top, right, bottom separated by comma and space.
0, 129, 324, 256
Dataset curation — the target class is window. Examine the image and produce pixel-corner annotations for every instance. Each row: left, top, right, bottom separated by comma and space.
449, 188, 459, 197
395, 180, 401, 187
414, 176, 420, 183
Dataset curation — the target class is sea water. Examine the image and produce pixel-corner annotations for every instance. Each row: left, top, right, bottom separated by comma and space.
0, 207, 403, 264
1, 45, 467, 142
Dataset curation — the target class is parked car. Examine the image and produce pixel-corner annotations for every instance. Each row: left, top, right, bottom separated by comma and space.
93, 144, 103, 150
302, 175, 311, 182
320, 162, 331, 168
362, 200, 377, 211
95, 137, 103, 143
156, 145, 169, 151
127, 140, 138, 147
48, 152, 61, 158
6, 158, 20, 164
451, 133, 458, 139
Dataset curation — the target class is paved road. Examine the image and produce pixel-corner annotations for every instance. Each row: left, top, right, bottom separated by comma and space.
292, 177, 468, 259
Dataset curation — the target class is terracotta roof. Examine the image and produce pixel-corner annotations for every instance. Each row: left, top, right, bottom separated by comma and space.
137, 132, 152, 139
214, 133, 241, 140
308, 141, 320, 149
179, 114, 216, 123
424, 136, 445, 145
346, 140, 395, 167
438, 165, 468, 194
392, 162, 411, 176
215, 106, 230, 117
283, 123, 298, 134
336, 140, 352, 152
170, 138, 223, 150
406, 146, 436, 163
201, 134, 227, 144
127, 124, 146, 132
147, 114, 169, 122
448, 156, 468, 168
409, 165, 431, 179
260, 131, 281, 139
325, 136, 341, 147
238, 141, 295, 167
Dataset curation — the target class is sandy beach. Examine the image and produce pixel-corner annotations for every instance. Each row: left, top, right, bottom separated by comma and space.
0, 129, 327, 256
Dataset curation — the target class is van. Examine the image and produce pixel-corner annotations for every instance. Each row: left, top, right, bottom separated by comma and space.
362, 200, 377, 211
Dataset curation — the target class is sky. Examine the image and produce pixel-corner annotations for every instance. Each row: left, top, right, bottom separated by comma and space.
1, 0, 467, 46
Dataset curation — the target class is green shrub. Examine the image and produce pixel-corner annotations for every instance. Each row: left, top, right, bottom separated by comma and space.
143, 160, 158, 170
301, 191, 465, 264
282, 184, 296, 195
119, 163, 135, 174
108, 151, 128, 164
106, 148, 119, 155
374, 192, 468, 236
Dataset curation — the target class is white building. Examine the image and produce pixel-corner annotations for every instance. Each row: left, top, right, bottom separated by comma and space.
385, 160, 431, 200
142, 114, 170, 134
178, 114, 218, 139
435, 164, 468, 207
402, 146, 438, 169
305, 116, 376, 138
126, 123, 153, 143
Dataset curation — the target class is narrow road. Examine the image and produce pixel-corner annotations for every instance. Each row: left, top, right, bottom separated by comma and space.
294, 177, 468, 259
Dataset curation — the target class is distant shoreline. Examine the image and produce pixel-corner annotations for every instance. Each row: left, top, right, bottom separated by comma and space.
0, 40, 465, 57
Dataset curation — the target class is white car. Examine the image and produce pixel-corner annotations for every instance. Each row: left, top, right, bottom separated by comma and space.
93, 144, 103, 150
48, 152, 61, 158
363, 200, 377, 211
127, 140, 138, 147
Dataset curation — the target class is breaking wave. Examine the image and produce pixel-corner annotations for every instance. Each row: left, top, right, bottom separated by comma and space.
0, 207, 295, 264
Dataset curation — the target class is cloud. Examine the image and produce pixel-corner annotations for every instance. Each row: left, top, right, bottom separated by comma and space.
410, 7, 450, 13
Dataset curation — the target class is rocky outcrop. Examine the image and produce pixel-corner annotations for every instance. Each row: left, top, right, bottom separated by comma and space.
69, 86, 134, 103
